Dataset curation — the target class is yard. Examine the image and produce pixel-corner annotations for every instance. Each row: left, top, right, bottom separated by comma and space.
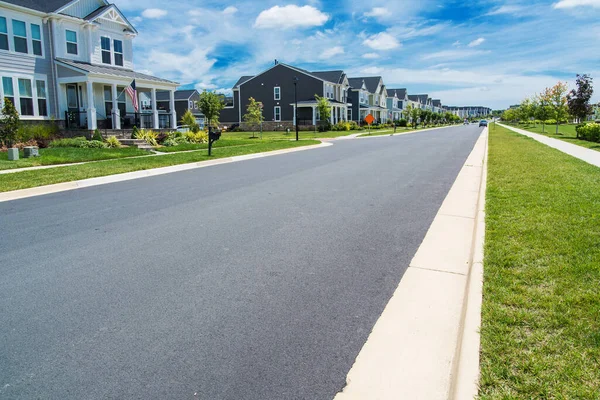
507, 122, 600, 152
479, 124, 600, 398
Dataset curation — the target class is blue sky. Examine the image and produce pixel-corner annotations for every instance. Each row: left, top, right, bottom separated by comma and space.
116, 0, 600, 109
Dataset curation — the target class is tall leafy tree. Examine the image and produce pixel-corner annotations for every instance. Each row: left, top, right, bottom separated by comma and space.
567, 74, 594, 124
197, 90, 224, 129
410, 106, 421, 128
315, 94, 331, 123
547, 82, 569, 134
243, 97, 264, 138
535, 90, 552, 133
0, 98, 20, 148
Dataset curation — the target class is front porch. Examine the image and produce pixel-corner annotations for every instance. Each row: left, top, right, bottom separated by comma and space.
291, 100, 350, 126
56, 59, 178, 132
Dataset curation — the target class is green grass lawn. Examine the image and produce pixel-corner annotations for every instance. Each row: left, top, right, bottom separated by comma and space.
479, 125, 600, 399
508, 122, 600, 152
0, 147, 149, 171
0, 140, 319, 193
154, 139, 261, 153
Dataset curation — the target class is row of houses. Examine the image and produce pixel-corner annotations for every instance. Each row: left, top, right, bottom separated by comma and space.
220, 61, 492, 129
0, 0, 490, 134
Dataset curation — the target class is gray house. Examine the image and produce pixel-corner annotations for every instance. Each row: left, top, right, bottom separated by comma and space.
0, 0, 178, 131
347, 76, 388, 124
221, 61, 350, 129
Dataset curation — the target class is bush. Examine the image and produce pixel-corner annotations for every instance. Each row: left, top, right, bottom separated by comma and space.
82, 140, 107, 148
17, 123, 59, 143
105, 136, 121, 148
349, 121, 359, 130
185, 131, 208, 143
318, 122, 332, 132
332, 121, 351, 131
49, 137, 88, 148
135, 129, 158, 146
576, 123, 600, 142
131, 126, 140, 139
397, 119, 408, 127
92, 129, 103, 141
162, 138, 179, 147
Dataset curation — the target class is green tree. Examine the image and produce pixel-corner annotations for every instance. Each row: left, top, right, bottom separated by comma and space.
410, 106, 421, 128
403, 104, 413, 122
567, 74, 594, 124
197, 90, 224, 129
243, 97, 264, 138
315, 94, 331, 123
0, 98, 20, 148
547, 82, 569, 134
535, 90, 552, 133
181, 109, 200, 133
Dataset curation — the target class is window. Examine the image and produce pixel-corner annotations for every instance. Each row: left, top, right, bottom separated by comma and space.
274, 86, 280, 100
2, 76, 14, 106
31, 24, 42, 56
101, 36, 111, 64
36, 80, 47, 116
12, 20, 27, 53
347, 108, 352, 121
274, 106, 281, 121
66, 30, 77, 55
0, 17, 8, 50
113, 39, 123, 66
18, 78, 33, 116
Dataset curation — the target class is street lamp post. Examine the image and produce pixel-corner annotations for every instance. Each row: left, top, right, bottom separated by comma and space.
293, 76, 299, 141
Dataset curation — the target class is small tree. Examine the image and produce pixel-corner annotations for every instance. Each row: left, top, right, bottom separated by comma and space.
410, 107, 421, 128
403, 104, 413, 121
181, 109, 200, 133
535, 90, 552, 133
547, 82, 569, 134
197, 90, 224, 129
567, 74, 594, 124
0, 98, 20, 148
315, 94, 331, 123
243, 97, 264, 138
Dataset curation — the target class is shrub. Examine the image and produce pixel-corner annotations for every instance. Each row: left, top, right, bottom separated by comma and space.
135, 129, 158, 146
82, 140, 107, 148
576, 123, 600, 142
332, 121, 351, 131
17, 123, 59, 142
545, 119, 557, 125
162, 138, 179, 147
49, 137, 88, 148
348, 121, 359, 130
105, 136, 121, 148
398, 119, 408, 127
131, 126, 140, 139
318, 122, 332, 132
92, 129, 103, 141
181, 109, 200, 133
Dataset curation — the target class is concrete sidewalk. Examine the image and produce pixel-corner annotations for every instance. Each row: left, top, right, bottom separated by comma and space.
499, 123, 600, 168
334, 128, 488, 400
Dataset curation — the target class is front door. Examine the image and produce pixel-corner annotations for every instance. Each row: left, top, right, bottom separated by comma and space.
66, 84, 84, 128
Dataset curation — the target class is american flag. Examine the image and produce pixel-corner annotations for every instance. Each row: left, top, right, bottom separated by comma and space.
125, 80, 138, 112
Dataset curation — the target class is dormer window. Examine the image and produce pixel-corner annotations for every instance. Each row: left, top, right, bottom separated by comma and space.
66, 30, 78, 55
101, 36, 111, 64
114, 39, 123, 66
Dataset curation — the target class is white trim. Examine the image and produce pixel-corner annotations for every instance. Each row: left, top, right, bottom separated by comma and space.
65, 28, 77, 55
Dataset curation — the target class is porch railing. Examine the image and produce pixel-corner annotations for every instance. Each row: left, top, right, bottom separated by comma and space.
65, 110, 88, 129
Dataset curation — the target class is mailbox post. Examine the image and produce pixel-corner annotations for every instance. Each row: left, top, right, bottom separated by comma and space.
208, 126, 221, 156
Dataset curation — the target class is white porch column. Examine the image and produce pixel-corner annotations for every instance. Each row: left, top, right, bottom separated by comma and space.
151, 88, 159, 129
111, 83, 121, 130
330, 106, 334, 124
169, 90, 177, 129
292, 104, 296, 125
86, 81, 97, 130
312, 106, 316, 125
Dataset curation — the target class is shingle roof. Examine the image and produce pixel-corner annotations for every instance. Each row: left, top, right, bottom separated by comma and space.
233, 76, 253, 88
432, 99, 442, 107
311, 70, 344, 84
348, 76, 382, 93
2, 0, 71, 13
387, 88, 407, 98
156, 89, 198, 101
408, 95, 419, 102
412, 94, 429, 104
56, 58, 178, 84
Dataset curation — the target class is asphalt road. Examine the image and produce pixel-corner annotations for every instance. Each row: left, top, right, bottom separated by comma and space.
0, 125, 483, 399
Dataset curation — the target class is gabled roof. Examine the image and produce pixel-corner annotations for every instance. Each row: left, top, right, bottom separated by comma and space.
83, 3, 137, 34
348, 76, 382, 94
56, 58, 178, 84
156, 89, 198, 101
1, 0, 72, 12
413, 94, 429, 104
387, 88, 407, 98
233, 76, 253, 89
232, 62, 341, 89
432, 99, 442, 107
311, 70, 345, 84
407, 95, 419, 102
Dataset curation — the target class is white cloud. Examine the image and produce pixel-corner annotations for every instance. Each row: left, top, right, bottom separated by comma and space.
452, 40, 461, 46
362, 53, 380, 59
131, 16, 142, 23
254, 5, 329, 29
363, 32, 400, 50
554, 0, 600, 8
468, 37, 485, 47
485, 5, 525, 15
364, 7, 389, 17
320, 46, 344, 59
421, 49, 490, 60
223, 6, 238, 14
141, 8, 167, 19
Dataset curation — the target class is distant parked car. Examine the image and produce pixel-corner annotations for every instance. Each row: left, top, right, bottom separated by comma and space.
479, 120, 488, 127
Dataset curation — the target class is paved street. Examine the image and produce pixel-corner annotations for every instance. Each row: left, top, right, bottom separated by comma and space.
0, 125, 482, 399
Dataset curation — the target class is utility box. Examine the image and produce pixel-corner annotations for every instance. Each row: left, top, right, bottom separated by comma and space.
23, 146, 39, 158
7, 148, 19, 161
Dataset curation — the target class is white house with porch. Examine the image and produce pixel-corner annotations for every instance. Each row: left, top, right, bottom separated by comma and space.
0, 0, 178, 132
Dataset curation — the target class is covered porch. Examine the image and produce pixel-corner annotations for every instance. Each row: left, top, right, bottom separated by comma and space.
291, 100, 349, 126
56, 59, 178, 131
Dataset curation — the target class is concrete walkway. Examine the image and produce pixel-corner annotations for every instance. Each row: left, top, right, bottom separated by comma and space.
499, 123, 600, 168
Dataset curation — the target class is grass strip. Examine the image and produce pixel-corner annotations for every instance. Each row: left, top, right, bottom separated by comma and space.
479, 125, 600, 398
506, 122, 600, 152
0, 140, 319, 193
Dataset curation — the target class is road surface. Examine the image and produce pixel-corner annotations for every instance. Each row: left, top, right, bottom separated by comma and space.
0, 125, 483, 399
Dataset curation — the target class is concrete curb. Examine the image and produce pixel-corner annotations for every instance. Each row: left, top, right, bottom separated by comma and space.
0, 142, 332, 203
334, 128, 488, 400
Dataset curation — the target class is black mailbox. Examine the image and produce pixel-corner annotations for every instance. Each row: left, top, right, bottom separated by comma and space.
209, 130, 221, 141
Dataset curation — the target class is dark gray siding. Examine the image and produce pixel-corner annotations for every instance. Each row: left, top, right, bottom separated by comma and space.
234, 64, 323, 123
348, 90, 359, 122
220, 90, 239, 124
